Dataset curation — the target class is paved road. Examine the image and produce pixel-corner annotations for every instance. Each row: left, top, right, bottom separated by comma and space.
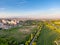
30, 26, 42, 45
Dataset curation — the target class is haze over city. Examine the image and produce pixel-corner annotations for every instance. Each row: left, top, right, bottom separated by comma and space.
0, 0, 60, 19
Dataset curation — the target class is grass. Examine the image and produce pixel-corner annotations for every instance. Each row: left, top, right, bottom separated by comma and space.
37, 25, 60, 45
0, 25, 37, 44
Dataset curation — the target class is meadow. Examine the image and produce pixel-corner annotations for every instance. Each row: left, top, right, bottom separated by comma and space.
0, 25, 37, 45
37, 25, 60, 45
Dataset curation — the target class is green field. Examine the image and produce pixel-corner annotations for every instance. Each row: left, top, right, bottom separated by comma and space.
0, 25, 37, 45
37, 25, 60, 45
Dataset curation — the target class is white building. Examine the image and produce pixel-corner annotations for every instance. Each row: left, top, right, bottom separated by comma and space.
0, 23, 4, 28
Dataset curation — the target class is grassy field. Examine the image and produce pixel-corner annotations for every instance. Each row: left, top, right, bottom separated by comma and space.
0, 25, 37, 45
37, 24, 60, 45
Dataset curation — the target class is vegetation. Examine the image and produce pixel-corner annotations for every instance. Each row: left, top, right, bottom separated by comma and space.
37, 25, 60, 45
0, 24, 37, 45
0, 20, 60, 45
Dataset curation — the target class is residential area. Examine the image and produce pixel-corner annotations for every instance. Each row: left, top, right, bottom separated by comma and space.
0, 19, 20, 30
0, 18, 37, 30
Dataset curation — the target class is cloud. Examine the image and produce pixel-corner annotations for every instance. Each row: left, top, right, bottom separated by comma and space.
19, 0, 26, 3
48, 8, 60, 11
0, 8, 5, 11
16, 0, 27, 6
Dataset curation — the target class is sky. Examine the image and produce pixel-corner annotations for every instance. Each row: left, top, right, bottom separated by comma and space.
0, 0, 60, 19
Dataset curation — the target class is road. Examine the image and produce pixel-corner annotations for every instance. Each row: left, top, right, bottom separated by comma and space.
30, 25, 42, 45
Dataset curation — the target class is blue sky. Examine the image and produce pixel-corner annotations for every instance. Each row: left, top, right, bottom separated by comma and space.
0, 0, 60, 19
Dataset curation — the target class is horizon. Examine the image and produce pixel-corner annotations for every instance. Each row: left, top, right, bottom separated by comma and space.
0, 0, 60, 19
